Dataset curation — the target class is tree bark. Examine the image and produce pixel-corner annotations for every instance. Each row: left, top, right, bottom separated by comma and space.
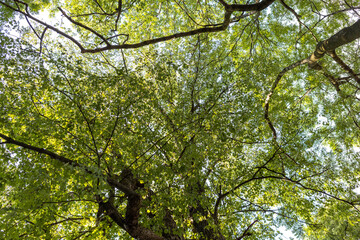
0, 0, 276, 53
308, 18, 360, 68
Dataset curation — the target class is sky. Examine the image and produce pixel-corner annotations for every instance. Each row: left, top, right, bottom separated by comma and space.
4, 3, 359, 239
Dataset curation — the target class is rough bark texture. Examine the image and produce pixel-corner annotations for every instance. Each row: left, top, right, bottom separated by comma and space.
308, 18, 360, 67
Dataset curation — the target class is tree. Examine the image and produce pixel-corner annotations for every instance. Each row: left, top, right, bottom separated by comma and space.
0, 0, 360, 239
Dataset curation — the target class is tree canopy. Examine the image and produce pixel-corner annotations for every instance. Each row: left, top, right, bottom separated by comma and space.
1, 0, 360, 239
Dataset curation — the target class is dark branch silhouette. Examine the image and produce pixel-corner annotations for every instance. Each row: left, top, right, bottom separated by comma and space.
0, 0, 276, 53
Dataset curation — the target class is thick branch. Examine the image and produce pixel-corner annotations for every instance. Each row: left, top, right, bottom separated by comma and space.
265, 20, 360, 140
114, 0, 122, 31
106, 177, 139, 197
227, 0, 275, 12
190, 200, 225, 240
328, 50, 360, 85
308, 18, 360, 67
80, 10, 233, 53
0, 0, 276, 53
111, 170, 166, 240
219, 0, 275, 11
0, 133, 91, 172
101, 199, 165, 240
0, 132, 138, 197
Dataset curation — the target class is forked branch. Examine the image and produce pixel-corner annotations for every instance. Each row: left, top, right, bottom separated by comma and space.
265, 18, 360, 139
0, 0, 276, 53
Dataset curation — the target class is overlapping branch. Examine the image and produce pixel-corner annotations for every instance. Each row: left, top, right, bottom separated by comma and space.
265, 18, 360, 139
0, 0, 276, 53
0, 133, 167, 239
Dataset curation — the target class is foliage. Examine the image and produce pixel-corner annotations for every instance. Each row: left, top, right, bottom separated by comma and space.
0, 0, 360, 239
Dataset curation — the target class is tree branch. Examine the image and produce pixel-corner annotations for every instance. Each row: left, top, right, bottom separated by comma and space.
279, 0, 318, 41
0, 132, 166, 239
0, 0, 86, 51
80, 10, 233, 53
100, 197, 166, 240
107, 170, 166, 240
264, 59, 308, 140
221, 0, 275, 12
0, 132, 92, 172
0, 132, 139, 198
213, 149, 280, 223
39, 27, 48, 55
0, 0, 277, 53
308, 18, 360, 68
236, 220, 258, 240
58, 7, 111, 46
328, 50, 360, 85
114, 0, 122, 31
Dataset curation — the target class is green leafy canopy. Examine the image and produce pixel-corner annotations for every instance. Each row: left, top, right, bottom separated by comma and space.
0, 0, 360, 239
